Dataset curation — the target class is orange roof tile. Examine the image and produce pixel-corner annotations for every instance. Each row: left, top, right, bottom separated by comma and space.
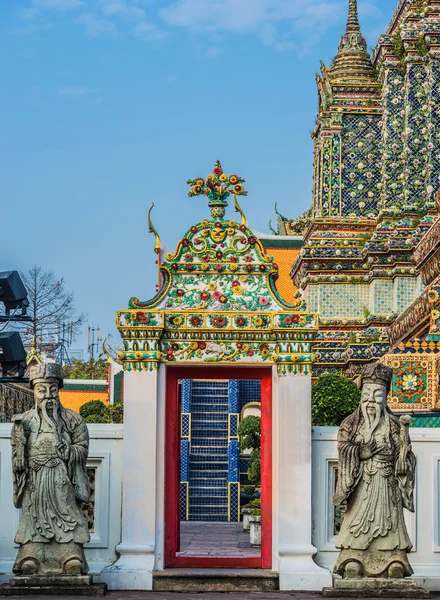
267, 248, 300, 304
59, 390, 109, 414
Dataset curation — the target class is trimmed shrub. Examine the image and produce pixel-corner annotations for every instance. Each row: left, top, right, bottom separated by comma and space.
312, 373, 360, 426
80, 400, 108, 421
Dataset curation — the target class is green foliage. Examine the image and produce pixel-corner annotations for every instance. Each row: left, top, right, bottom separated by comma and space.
63, 358, 108, 380
415, 36, 429, 57
248, 449, 260, 484
109, 403, 124, 423
312, 373, 361, 427
252, 509, 261, 517
80, 400, 108, 420
238, 415, 261, 451
85, 412, 111, 424
392, 32, 407, 74
80, 400, 124, 424
243, 498, 261, 510
242, 485, 255, 497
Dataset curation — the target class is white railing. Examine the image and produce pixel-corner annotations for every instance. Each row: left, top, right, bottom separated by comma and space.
312, 426, 440, 590
1, 423, 440, 590
0, 424, 123, 584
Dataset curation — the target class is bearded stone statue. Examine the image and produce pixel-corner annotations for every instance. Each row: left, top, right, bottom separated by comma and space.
11, 363, 91, 576
332, 362, 416, 582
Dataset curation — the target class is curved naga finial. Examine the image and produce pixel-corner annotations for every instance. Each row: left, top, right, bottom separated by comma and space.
148, 203, 161, 255
234, 194, 247, 226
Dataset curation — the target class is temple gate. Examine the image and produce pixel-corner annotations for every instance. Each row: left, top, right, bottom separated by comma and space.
100, 162, 331, 590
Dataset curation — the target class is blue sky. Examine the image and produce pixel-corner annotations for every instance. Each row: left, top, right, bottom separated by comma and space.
1, 0, 396, 356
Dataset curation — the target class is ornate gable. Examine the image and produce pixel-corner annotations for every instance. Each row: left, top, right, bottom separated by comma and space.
116, 162, 318, 374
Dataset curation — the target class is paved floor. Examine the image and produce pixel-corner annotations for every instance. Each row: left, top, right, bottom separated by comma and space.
178, 522, 260, 558
2, 593, 438, 600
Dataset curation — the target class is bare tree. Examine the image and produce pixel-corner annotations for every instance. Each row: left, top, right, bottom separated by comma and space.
15, 266, 86, 358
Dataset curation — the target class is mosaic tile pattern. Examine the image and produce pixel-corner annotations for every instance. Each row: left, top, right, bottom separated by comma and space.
380, 69, 405, 207
373, 279, 394, 315
319, 284, 369, 320
341, 115, 382, 216
395, 277, 419, 314
427, 60, 440, 203
181, 379, 191, 413
404, 63, 429, 206
229, 482, 240, 522
228, 439, 240, 482
228, 380, 239, 414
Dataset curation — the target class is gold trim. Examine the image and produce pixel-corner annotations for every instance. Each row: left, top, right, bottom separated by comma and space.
228, 482, 241, 522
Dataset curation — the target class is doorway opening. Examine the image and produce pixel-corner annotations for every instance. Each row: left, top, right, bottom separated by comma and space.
165, 367, 272, 569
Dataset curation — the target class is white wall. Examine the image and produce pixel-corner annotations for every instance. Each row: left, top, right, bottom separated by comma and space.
0, 424, 123, 584
312, 426, 440, 591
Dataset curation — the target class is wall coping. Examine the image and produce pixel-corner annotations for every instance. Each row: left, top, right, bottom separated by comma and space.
0, 423, 124, 439
312, 425, 440, 442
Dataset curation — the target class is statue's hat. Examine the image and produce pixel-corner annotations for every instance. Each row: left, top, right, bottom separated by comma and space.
360, 362, 392, 392
29, 362, 64, 389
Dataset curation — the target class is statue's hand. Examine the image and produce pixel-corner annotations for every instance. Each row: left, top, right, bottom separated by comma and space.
57, 441, 71, 461
15, 457, 25, 472
359, 439, 377, 460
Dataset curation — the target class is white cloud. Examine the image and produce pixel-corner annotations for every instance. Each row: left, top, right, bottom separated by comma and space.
132, 20, 168, 41
100, 1, 146, 20
20, 8, 40, 20
59, 86, 89, 96
75, 12, 118, 36
33, 0, 84, 10
160, 0, 381, 52
206, 46, 221, 59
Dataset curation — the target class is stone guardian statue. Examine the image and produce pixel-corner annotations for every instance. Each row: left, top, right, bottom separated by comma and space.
332, 362, 416, 582
11, 363, 91, 576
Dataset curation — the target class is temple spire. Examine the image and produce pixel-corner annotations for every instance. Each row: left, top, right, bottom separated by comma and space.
346, 0, 360, 32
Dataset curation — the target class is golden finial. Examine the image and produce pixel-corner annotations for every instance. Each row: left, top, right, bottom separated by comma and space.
234, 194, 247, 226
148, 203, 161, 255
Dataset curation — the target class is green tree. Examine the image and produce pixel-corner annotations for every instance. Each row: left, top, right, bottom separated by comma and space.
238, 415, 261, 451
79, 399, 124, 424
63, 358, 108, 380
312, 373, 361, 426
8, 266, 86, 358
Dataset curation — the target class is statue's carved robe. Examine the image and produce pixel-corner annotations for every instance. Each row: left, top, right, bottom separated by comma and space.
11, 407, 91, 574
333, 407, 416, 577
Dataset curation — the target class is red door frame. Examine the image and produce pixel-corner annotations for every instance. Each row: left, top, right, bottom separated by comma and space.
165, 366, 273, 569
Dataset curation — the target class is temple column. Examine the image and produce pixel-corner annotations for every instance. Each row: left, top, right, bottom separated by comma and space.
101, 367, 160, 590
274, 369, 332, 590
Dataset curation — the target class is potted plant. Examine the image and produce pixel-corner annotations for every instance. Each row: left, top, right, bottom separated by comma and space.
238, 416, 261, 528
249, 509, 261, 547
241, 498, 260, 532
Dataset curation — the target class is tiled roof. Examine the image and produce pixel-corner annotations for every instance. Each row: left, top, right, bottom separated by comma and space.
264, 247, 300, 304
59, 389, 109, 414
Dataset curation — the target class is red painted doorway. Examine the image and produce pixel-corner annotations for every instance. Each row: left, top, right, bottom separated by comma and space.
165, 366, 272, 569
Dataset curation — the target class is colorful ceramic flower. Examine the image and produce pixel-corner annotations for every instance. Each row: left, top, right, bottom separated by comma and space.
234, 184, 244, 194
200, 291, 210, 301
176, 289, 185, 297
190, 316, 202, 327
213, 165, 223, 176
182, 239, 190, 247
229, 175, 239, 184
198, 341, 207, 350
213, 291, 222, 300
232, 286, 242, 295
196, 178, 205, 187
219, 295, 228, 304
212, 316, 227, 327
219, 174, 228, 182
208, 282, 217, 291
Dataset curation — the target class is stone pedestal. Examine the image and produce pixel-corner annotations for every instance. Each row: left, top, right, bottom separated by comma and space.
0, 575, 107, 596
322, 577, 429, 598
